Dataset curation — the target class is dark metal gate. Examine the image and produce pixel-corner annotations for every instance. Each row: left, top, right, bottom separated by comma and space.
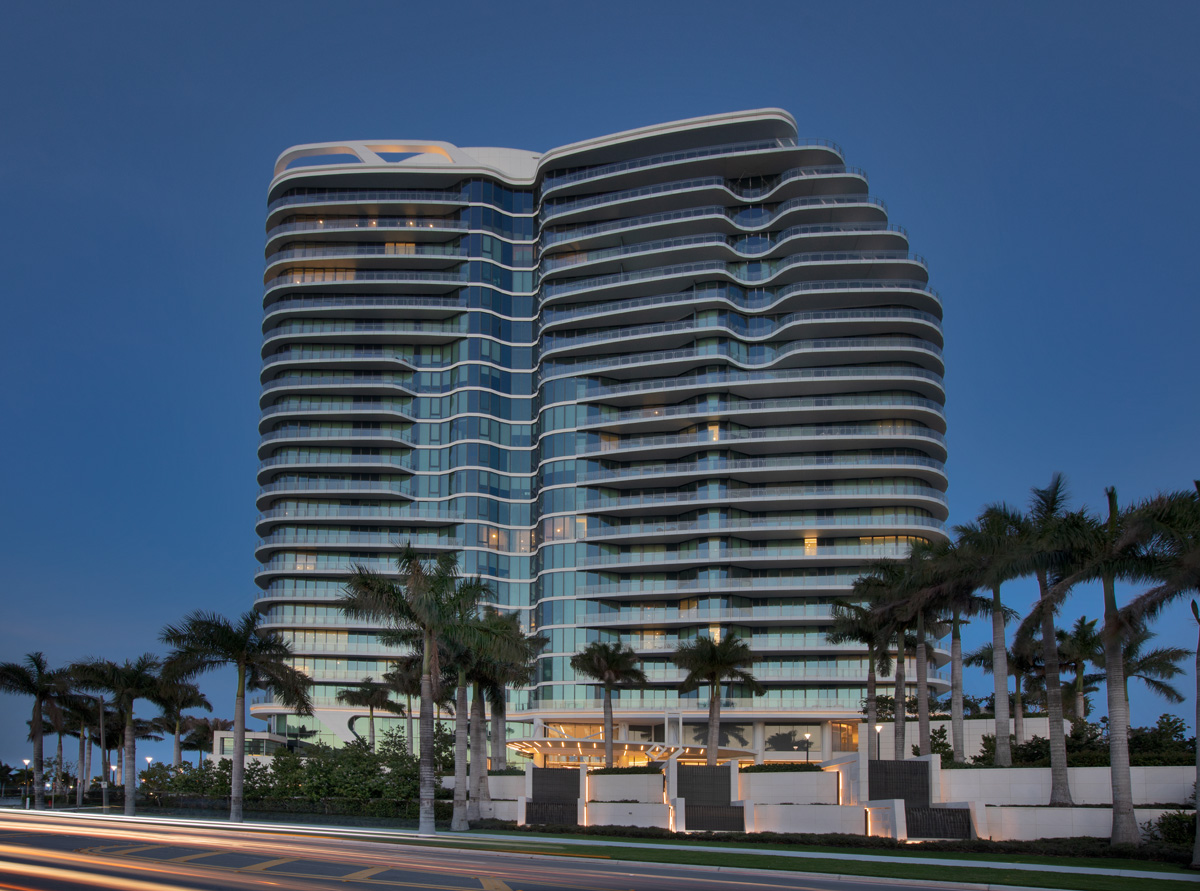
526, 767, 578, 826
868, 760, 929, 807
906, 806, 970, 839
678, 765, 743, 831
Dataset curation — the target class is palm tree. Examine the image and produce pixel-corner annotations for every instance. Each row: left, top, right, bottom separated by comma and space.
152, 676, 211, 767
925, 545, 993, 763
672, 634, 764, 766
341, 545, 482, 835
480, 610, 545, 773
182, 716, 233, 767
1056, 616, 1101, 721
72, 655, 162, 816
336, 678, 404, 752
383, 658, 422, 755
0, 653, 70, 810
160, 610, 313, 823
570, 641, 647, 768
1114, 624, 1188, 705
955, 505, 1026, 766
828, 600, 892, 741
1022, 473, 1087, 806
1121, 483, 1200, 861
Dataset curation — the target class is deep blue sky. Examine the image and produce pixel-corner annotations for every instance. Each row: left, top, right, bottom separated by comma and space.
2, 2, 1197, 769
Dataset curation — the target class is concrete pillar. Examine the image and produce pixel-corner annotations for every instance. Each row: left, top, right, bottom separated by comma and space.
821, 721, 833, 762
752, 722, 765, 764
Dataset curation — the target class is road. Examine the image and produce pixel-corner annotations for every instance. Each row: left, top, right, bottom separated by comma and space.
0, 811, 942, 891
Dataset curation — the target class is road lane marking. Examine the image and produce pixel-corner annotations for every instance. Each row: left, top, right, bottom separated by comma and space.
110, 844, 165, 855
341, 866, 388, 880
479, 879, 513, 891
240, 856, 297, 871
167, 851, 224, 863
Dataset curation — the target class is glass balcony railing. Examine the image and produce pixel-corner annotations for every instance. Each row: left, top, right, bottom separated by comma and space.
265, 243, 470, 267
579, 604, 835, 625
542, 222, 910, 273
542, 279, 940, 324
544, 337, 942, 378
264, 294, 466, 318
257, 454, 413, 471
581, 484, 946, 512
542, 251, 926, 300
542, 167, 872, 221
580, 453, 947, 483
257, 479, 411, 496
578, 364, 944, 398
511, 697, 866, 712
576, 424, 945, 458
267, 216, 473, 239
581, 544, 913, 567
579, 394, 944, 427
268, 188, 473, 214
256, 504, 462, 524
575, 575, 860, 597
582, 514, 944, 540
540, 137, 815, 190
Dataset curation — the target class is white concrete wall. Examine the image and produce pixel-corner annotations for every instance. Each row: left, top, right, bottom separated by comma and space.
983, 807, 1179, 841
588, 773, 664, 803
487, 775, 525, 800
585, 801, 670, 829
480, 799, 518, 821
871, 718, 1063, 761
940, 765, 1196, 806
739, 771, 838, 805
751, 804, 865, 835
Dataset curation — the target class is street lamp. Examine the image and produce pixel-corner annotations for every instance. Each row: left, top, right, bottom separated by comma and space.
874, 724, 883, 760
144, 756, 152, 787
803, 732, 811, 764
22, 760, 30, 808
110, 764, 117, 788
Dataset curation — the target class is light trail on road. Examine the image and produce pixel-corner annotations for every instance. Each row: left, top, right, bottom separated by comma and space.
0, 811, 940, 891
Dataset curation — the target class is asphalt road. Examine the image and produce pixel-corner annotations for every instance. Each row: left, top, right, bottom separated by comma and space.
0, 811, 939, 891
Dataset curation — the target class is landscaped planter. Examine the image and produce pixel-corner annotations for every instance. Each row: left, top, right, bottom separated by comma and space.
982, 806, 1185, 841
588, 773, 665, 804
584, 801, 670, 829
941, 765, 1196, 806
739, 770, 838, 805
751, 804, 864, 834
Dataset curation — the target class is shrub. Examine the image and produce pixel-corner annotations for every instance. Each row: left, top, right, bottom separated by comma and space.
1142, 810, 1197, 845
488, 767, 525, 776
590, 765, 664, 775
912, 726, 953, 759
741, 762, 823, 773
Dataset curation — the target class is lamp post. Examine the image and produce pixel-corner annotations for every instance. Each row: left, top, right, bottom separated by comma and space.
144, 756, 152, 788
874, 724, 883, 760
22, 760, 30, 809
803, 732, 811, 764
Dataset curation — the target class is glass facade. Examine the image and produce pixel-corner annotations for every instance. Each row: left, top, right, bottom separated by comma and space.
254, 113, 948, 752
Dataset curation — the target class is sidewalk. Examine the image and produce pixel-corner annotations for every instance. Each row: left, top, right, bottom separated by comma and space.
44, 809, 1200, 884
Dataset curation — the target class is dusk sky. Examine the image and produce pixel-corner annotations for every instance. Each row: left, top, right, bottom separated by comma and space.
2, 2, 1197, 769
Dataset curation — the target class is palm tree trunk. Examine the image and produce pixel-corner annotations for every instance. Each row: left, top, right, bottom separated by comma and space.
950, 611, 965, 763
916, 613, 930, 757
603, 686, 615, 768
469, 685, 489, 820
866, 653, 878, 742
231, 666, 246, 823
84, 728, 92, 797
893, 634, 906, 761
173, 718, 183, 767
31, 699, 44, 810
1073, 669, 1087, 722
123, 716, 136, 816
1102, 564, 1138, 844
418, 660, 436, 835
451, 673, 469, 831
707, 680, 721, 767
406, 694, 415, 756
991, 585, 1012, 766
76, 721, 86, 807
55, 733, 64, 796
1014, 677, 1025, 745
490, 703, 504, 772
1192, 614, 1200, 868
1037, 570, 1073, 806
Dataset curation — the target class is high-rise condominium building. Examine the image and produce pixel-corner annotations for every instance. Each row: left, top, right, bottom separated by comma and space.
254, 109, 948, 764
